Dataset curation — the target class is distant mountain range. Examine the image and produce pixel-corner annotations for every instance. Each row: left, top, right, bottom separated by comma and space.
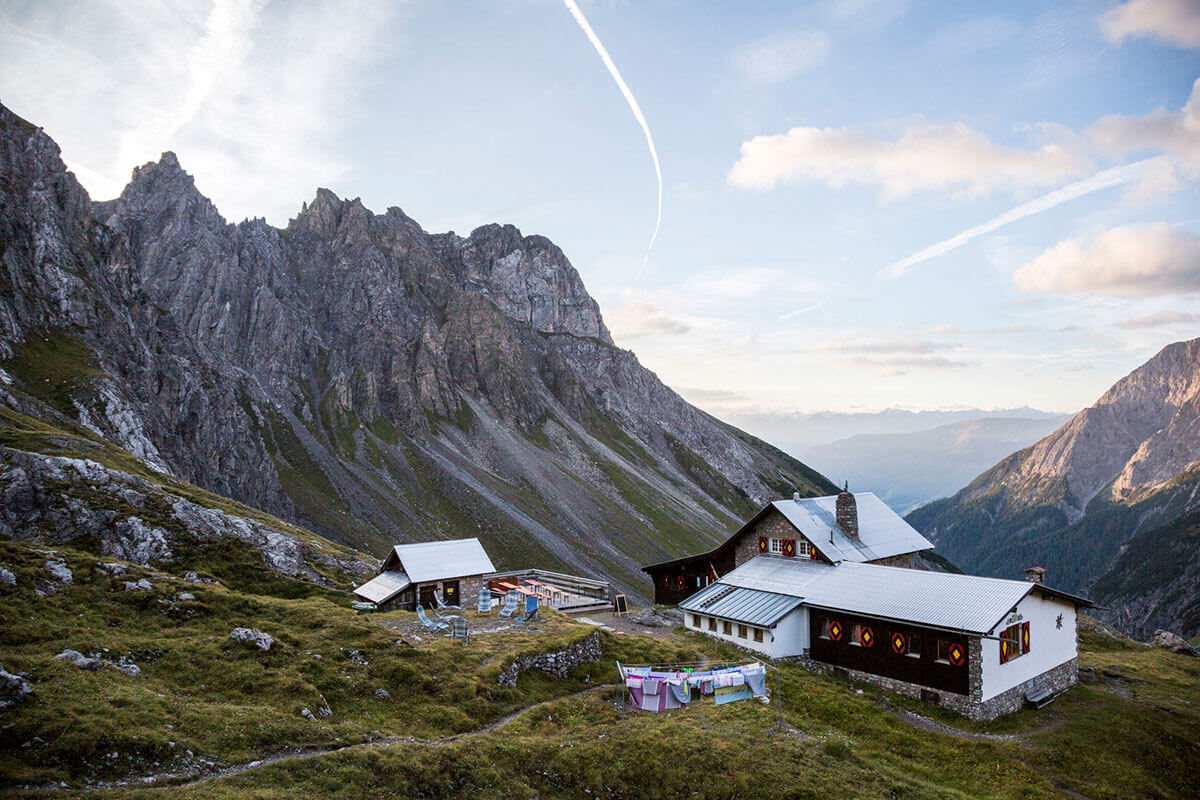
907, 338, 1200, 638
802, 415, 1071, 514
0, 102, 834, 601
725, 407, 1066, 454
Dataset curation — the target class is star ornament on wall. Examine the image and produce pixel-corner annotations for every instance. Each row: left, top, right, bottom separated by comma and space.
1056, 613, 1063, 629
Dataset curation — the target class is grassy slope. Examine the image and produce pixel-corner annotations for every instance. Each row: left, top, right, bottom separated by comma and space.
2, 536, 1197, 799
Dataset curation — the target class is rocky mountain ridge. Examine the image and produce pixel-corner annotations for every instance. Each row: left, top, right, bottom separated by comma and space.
907, 338, 1200, 635
0, 102, 833, 598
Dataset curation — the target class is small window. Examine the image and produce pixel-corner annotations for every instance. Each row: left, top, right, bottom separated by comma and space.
691, 614, 701, 628
850, 624, 864, 646
738, 624, 748, 639
769, 538, 784, 554
722, 620, 732, 635
999, 622, 1029, 664
908, 633, 922, 658
708, 617, 717, 632
797, 540, 812, 557
753, 628, 764, 642
937, 639, 966, 666
820, 617, 833, 640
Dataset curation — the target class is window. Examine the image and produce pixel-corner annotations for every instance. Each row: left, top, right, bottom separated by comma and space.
708, 617, 716, 632
722, 620, 732, 635
999, 622, 1030, 664
691, 614, 701, 628
850, 624, 874, 647
753, 628, 764, 643
820, 617, 832, 639
738, 624, 748, 639
937, 639, 966, 666
769, 538, 784, 554
908, 633, 922, 659
797, 540, 812, 557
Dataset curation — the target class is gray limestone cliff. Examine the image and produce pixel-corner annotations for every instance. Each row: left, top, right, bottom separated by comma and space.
0, 102, 834, 599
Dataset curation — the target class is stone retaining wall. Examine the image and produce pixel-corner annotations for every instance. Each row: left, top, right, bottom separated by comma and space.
497, 632, 602, 688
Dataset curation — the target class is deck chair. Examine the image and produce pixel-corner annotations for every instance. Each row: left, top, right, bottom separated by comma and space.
450, 616, 469, 645
477, 586, 494, 614
497, 591, 521, 619
435, 592, 461, 613
518, 594, 539, 624
416, 605, 450, 633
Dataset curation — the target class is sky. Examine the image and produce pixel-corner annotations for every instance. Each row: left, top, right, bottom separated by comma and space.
2, 0, 1199, 418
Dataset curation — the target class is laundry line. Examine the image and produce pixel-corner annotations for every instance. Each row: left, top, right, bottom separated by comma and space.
616, 657, 783, 729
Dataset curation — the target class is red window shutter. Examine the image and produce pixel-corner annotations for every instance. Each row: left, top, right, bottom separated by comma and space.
782, 539, 796, 557
1022, 621, 1030, 654
758, 536, 768, 553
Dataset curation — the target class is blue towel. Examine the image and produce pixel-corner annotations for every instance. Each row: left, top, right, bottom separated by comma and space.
714, 685, 754, 705
669, 681, 691, 704
744, 669, 767, 697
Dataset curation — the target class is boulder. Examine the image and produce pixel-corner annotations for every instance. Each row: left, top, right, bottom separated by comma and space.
1152, 629, 1198, 656
175, 592, 195, 602
0, 666, 32, 709
0, 567, 15, 586
230, 628, 274, 651
123, 578, 154, 592
300, 707, 316, 721
374, 688, 390, 699
55, 649, 101, 670
45, 560, 72, 585
108, 659, 141, 676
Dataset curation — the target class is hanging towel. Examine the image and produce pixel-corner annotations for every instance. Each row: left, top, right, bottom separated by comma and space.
627, 685, 645, 708
643, 678, 661, 695
625, 676, 642, 689
701, 678, 714, 695
744, 669, 767, 697
668, 681, 691, 705
714, 684, 754, 705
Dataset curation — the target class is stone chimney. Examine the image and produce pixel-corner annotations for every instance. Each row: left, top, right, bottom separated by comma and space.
1024, 566, 1046, 584
835, 483, 859, 541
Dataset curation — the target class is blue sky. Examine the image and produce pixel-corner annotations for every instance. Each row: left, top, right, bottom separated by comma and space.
2, 0, 1199, 416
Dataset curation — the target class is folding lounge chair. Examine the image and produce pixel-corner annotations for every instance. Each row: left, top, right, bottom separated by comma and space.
497, 591, 521, 619
416, 605, 451, 632
518, 594, 539, 624
435, 592, 461, 613
477, 586, 494, 614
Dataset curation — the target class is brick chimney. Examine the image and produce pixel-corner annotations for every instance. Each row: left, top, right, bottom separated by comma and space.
1024, 566, 1046, 584
836, 483, 859, 541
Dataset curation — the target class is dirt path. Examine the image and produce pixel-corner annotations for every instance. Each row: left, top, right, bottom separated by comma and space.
89, 683, 619, 792
886, 707, 1068, 743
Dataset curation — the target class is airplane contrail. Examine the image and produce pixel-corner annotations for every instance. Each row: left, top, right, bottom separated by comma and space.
879, 158, 1159, 280
561, 0, 662, 275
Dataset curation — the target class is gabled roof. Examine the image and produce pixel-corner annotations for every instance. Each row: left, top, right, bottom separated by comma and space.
353, 571, 411, 604
679, 582, 803, 627
642, 492, 931, 573
716, 556, 1090, 635
772, 493, 932, 563
386, 538, 496, 583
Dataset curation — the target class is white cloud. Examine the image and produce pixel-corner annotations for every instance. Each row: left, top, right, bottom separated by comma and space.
727, 121, 1089, 197
926, 16, 1020, 60
0, 0, 404, 223
1101, 0, 1200, 50
1117, 310, 1200, 328
1012, 223, 1200, 296
1087, 76, 1200, 178
605, 301, 690, 339
731, 30, 831, 86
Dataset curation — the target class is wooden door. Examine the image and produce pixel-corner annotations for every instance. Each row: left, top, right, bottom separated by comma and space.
419, 585, 436, 609
443, 580, 460, 606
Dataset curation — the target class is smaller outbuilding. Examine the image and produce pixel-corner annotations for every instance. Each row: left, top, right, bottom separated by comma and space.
354, 538, 496, 612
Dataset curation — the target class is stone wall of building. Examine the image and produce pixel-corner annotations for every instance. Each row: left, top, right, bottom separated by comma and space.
785, 638, 1077, 721
734, 510, 823, 567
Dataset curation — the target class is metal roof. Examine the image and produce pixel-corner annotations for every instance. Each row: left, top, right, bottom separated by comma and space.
353, 571, 411, 604
772, 492, 933, 563
718, 556, 1055, 635
389, 538, 496, 583
679, 581, 803, 627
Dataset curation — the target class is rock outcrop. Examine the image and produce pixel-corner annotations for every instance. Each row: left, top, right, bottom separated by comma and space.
907, 339, 1200, 635
0, 101, 834, 599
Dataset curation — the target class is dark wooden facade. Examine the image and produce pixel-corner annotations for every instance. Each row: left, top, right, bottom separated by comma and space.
808, 609, 971, 696
644, 550, 736, 606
